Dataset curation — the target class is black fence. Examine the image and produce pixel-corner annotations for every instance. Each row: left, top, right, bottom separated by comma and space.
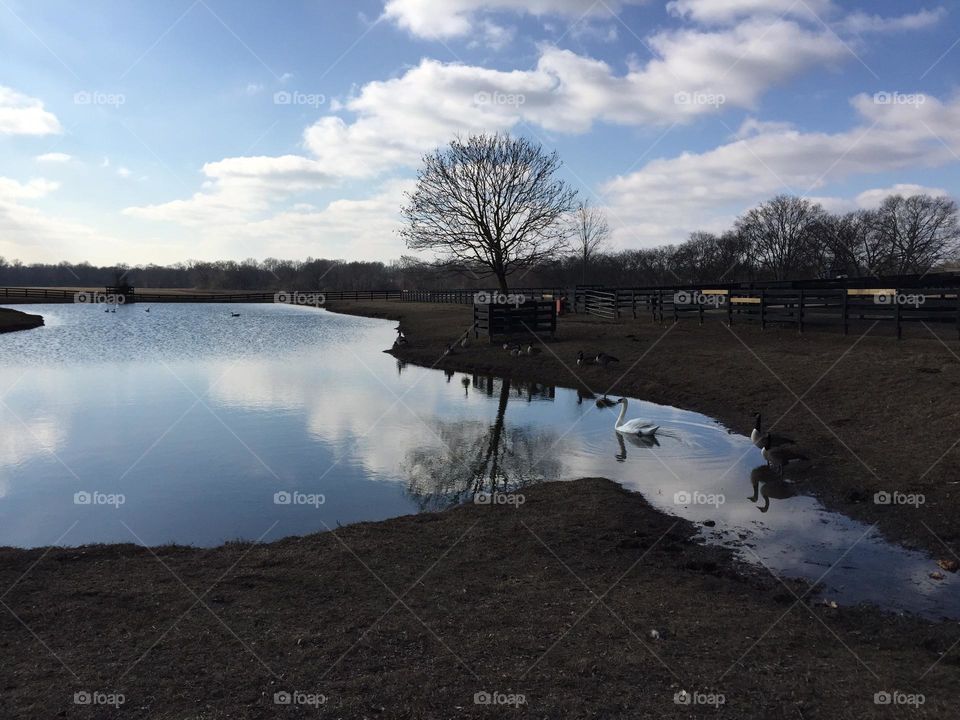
473, 301, 557, 342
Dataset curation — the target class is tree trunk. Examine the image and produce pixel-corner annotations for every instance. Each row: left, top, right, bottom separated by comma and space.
495, 270, 509, 293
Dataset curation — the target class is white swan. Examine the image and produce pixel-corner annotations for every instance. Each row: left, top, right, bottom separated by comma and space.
614, 398, 659, 437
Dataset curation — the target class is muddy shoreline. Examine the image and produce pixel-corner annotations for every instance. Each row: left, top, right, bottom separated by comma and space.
2, 478, 957, 719
325, 300, 960, 562
0, 307, 44, 333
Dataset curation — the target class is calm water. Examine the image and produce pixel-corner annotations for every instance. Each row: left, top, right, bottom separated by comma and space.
0, 303, 956, 620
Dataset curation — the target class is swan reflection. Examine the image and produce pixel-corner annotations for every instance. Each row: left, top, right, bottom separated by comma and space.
614, 431, 660, 461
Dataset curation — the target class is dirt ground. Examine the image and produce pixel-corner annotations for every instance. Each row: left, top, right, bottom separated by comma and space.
326, 300, 960, 559
0, 307, 43, 333
1, 478, 957, 719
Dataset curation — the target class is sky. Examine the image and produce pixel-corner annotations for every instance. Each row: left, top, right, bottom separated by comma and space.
1, 0, 959, 266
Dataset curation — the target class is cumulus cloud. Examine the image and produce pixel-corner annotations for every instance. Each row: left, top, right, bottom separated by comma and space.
383, 0, 644, 39
602, 93, 960, 246
0, 86, 62, 136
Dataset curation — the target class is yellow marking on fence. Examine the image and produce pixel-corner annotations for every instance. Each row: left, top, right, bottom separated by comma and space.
847, 288, 896, 296
731, 297, 761, 304
700, 289, 728, 295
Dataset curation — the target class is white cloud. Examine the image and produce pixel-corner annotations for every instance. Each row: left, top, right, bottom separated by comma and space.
245, 82, 264, 95
301, 22, 845, 178
35, 152, 72, 163
838, 8, 947, 34
0, 86, 62, 136
125, 155, 339, 226
602, 93, 960, 246
666, 0, 833, 24
383, 0, 645, 39
116, 166, 132, 178
855, 183, 950, 209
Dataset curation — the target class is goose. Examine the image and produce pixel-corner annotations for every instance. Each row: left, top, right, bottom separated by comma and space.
750, 412, 794, 449
761, 434, 807, 476
595, 395, 616, 408
442, 343, 455, 357
576, 350, 594, 367
748, 466, 796, 512
509, 344, 522, 357
460, 335, 469, 348
503, 343, 511, 350
230, 312, 241, 317
144, 307, 150, 313
596, 352, 619, 367
526, 344, 541, 355
614, 398, 659, 437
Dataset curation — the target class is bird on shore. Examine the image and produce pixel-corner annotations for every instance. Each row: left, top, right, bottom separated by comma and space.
595, 395, 616, 408
576, 350, 593, 367
614, 398, 659, 437
503, 342, 511, 350
526, 344, 541, 355
442, 343, 456, 357
393, 334, 407, 349
460, 335, 469, 348
750, 412, 794, 449
509, 344, 522, 357
761, 434, 808, 477
596, 352, 619, 367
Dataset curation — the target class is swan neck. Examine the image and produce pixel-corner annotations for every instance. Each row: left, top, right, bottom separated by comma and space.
616, 400, 627, 426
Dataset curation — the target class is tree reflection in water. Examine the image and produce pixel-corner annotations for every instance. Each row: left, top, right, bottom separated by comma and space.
403, 376, 563, 511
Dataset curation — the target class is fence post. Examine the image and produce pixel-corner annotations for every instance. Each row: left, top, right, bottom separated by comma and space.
798, 290, 805, 334
698, 295, 704, 325
727, 293, 733, 326
895, 293, 902, 340
841, 290, 848, 335
760, 290, 766, 330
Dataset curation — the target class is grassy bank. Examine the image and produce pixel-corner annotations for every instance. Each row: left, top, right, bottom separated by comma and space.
326, 300, 960, 560
2, 478, 956, 719
0, 307, 43, 333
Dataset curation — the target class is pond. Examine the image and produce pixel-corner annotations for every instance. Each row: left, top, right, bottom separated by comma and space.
0, 302, 956, 620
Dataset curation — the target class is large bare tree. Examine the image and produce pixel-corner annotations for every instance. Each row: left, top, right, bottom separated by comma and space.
735, 195, 827, 280
572, 200, 610, 284
400, 133, 577, 292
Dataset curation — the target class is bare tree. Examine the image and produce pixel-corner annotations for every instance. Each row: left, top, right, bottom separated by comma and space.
872, 194, 960, 275
400, 133, 577, 292
735, 195, 827, 280
572, 200, 610, 284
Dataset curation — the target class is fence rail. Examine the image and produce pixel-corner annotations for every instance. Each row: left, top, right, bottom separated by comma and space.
473, 301, 557, 342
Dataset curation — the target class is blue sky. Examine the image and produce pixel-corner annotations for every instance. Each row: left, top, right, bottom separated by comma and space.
1, 0, 958, 265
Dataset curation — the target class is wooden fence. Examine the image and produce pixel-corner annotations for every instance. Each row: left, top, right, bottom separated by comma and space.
473, 300, 557, 342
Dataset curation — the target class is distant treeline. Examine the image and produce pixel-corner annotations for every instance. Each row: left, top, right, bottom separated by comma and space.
2, 193, 957, 291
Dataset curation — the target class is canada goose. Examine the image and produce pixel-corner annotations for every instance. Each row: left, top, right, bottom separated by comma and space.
443, 343, 455, 357
595, 395, 616, 408
503, 343, 511, 350
596, 352, 619, 367
230, 312, 241, 317
576, 350, 594, 367
526, 344, 541, 355
460, 335, 469, 348
761, 434, 807, 476
144, 307, 150, 312
509, 344, 522, 357
751, 412, 794, 449
614, 398, 658, 437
